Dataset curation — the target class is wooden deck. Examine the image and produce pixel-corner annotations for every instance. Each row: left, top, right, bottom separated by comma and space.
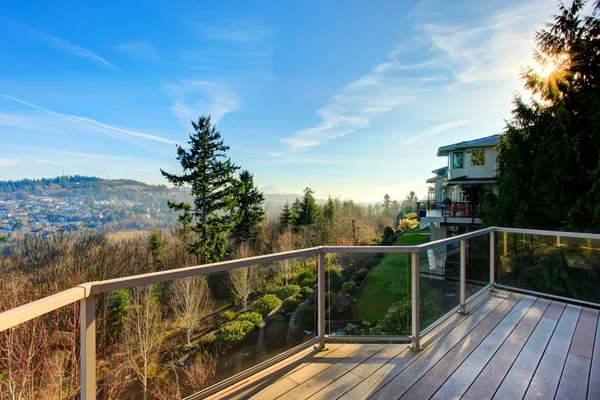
208, 290, 600, 400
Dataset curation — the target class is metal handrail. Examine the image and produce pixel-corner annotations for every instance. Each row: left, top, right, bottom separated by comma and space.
1, 225, 599, 399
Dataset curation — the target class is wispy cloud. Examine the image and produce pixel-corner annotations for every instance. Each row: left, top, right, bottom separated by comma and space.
0, 94, 180, 152
280, 55, 448, 150
402, 120, 470, 145
116, 42, 161, 62
34, 159, 63, 166
165, 80, 239, 125
200, 22, 272, 43
0, 158, 18, 167
19, 23, 115, 69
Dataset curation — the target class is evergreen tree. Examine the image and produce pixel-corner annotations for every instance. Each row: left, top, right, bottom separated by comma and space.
231, 170, 265, 244
279, 201, 294, 230
485, 0, 600, 232
148, 229, 163, 270
295, 187, 319, 226
323, 196, 336, 222
161, 115, 239, 263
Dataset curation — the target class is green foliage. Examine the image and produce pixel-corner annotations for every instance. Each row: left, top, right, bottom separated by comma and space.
403, 212, 417, 220
148, 229, 163, 269
236, 312, 263, 328
161, 115, 240, 263
296, 268, 316, 288
216, 320, 255, 344
326, 265, 343, 290
253, 294, 282, 317
107, 289, 131, 335
270, 313, 285, 322
401, 191, 418, 215
383, 225, 395, 240
231, 170, 265, 244
221, 310, 236, 321
281, 296, 302, 313
485, 1, 600, 232
376, 297, 441, 335
341, 281, 359, 297
323, 196, 336, 222
275, 284, 301, 300
294, 188, 320, 227
278, 201, 295, 230
300, 286, 314, 299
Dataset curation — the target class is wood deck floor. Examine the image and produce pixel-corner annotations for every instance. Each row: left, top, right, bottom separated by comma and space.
208, 290, 600, 400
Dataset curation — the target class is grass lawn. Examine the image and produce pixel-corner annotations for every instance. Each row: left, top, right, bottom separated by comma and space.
355, 229, 441, 322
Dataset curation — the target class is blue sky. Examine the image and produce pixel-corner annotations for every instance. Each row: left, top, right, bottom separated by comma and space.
0, 0, 558, 202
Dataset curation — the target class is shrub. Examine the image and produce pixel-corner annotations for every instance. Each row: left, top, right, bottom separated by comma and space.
341, 281, 359, 297
296, 268, 316, 288
236, 312, 263, 328
270, 314, 285, 322
352, 268, 370, 283
376, 297, 441, 335
383, 225, 395, 240
300, 286, 314, 299
282, 296, 301, 313
275, 284, 301, 300
253, 294, 282, 317
216, 320, 255, 344
399, 219, 411, 231
221, 310, 236, 321
404, 212, 417, 220
326, 265, 343, 290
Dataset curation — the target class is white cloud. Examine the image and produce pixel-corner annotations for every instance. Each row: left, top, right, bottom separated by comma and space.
165, 80, 239, 125
403, 120, 471, 145
23, 24, 115, 69
0, 94, 181, 153
200, 22, 272, 43
34, 159, 62, 166
116, 42, 161, 62
0, 158, 17, 167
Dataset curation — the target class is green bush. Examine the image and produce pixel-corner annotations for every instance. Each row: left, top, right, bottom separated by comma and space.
375, 297, 441, 335
281, 296, 301, 313
383, 225, 395, 240
327, 265, 343, 290
270, 314, 285, 322
216, 320, 255, 344
296, 268, 317, 288
275, 284, 301, 300
236, 312, 263, 328
107, 289, 131, 335
341, 281, 359, 297
300, 286, 314, 299
253, 294, 282, 317
221, 310, 236, 321
404, 212, 417, 220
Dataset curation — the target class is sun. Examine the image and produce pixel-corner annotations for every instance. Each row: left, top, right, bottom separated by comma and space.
531, 55, 562, 79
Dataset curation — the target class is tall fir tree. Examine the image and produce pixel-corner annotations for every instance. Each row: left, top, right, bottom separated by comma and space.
295, 187, 319, 226
161, 116, 240, 263
279, 201, 294, 230
485, 0, 600, 232
231, 170, 265, 245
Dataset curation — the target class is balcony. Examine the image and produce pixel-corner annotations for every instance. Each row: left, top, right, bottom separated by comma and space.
417, 201, 480, 224
1, 227, 600, 399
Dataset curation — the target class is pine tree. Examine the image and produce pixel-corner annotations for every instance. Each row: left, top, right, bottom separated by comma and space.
295, 188, 319, 226
279, 201, 294, 230
323, 196, 336, 222
161, 115, 239, 263
485, 0, 600, 231
231, 170, 265, 244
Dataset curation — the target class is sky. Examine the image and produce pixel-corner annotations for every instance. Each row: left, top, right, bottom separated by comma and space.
0, 0, 561, 202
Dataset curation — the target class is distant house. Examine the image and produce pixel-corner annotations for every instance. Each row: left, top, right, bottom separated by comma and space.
419, 134, 500, 240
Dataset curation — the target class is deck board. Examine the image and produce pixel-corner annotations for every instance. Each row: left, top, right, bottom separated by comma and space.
208, 292, 600, 400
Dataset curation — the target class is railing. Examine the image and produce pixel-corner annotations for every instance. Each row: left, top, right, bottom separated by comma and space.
1, 227, 600, 399
417, 201, 479, 222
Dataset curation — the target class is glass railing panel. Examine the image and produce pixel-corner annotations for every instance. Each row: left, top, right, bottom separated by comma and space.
0, 303, 80, 399
95, 256, 317, 398
466, 234, 491, 297
419, 241, 462, 331
496, 232, 600, 303
326, 251, 410, 336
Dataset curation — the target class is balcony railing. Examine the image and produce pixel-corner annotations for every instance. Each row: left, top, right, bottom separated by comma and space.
417, 201, 479, 222
1, 227, 600, 399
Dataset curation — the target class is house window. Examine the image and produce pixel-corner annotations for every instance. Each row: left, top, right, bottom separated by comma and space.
453, 152, 463, 169
471, 149, 485, 166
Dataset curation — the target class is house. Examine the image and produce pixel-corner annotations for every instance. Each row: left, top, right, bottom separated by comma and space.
419, 134, 500, 240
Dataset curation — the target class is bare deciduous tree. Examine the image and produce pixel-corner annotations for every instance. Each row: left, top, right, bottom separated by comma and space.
227, 244, 258, 311
277, 230, 296, 285
171, 276, 213, 346
332, 292, 351, 314
124, 286, 164, 400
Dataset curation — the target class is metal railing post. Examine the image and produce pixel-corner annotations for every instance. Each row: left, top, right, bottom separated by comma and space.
317, 251, 326, 351
410, 251, 422, 350
80, 295, 96, 400
459, 240, 468, 314
490, 230, 496, 291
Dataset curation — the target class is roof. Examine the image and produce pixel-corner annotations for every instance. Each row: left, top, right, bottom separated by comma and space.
430, 166, 448, 176
437, 134, 500, 157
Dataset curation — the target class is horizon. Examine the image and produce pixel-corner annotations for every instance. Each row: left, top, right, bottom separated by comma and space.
0, 0, 559, 202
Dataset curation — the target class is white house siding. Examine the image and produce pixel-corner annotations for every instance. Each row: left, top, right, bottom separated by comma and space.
448, 148, 496, 180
